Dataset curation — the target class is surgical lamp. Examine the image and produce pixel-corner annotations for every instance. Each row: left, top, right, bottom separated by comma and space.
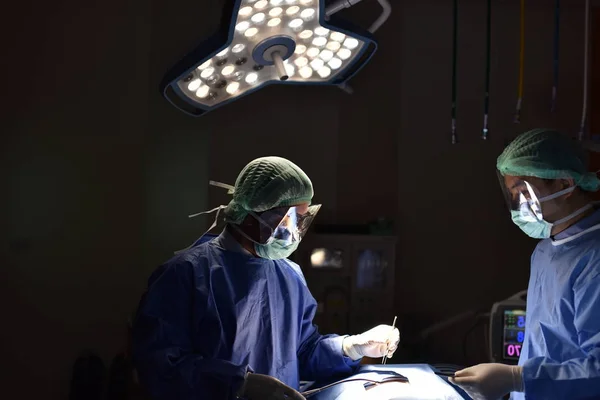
161, 0, 392, 116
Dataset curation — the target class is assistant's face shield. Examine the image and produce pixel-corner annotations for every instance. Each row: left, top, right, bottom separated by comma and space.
249, 204, 322, 246
498, 172, 545, 222
497, 172, 576, 223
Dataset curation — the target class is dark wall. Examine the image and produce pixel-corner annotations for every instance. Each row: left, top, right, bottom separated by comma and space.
1, 0, 598, 398
2, 0, 220, 398
3, 2, 148, 398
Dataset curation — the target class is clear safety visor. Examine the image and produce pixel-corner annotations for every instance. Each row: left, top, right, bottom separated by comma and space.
497, 171, 544, 222
250, 204, 322, 246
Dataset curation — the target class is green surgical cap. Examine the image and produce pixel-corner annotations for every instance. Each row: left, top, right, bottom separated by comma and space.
497, 128, 600, 192
223, 156, 314, 224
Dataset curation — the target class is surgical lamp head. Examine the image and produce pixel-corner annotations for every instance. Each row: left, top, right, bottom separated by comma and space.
161, 0, 382, 116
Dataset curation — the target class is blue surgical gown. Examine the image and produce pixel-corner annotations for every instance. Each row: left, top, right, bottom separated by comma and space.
512, 207, 600, 400
132, 230, 359, 400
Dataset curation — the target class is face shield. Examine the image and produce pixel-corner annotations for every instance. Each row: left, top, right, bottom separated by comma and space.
498, 172, 544, 223
249, 204, 322, 246
497, 172, 576, 223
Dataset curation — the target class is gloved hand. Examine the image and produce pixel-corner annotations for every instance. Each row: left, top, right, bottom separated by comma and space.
448, 363, 523, 400
237, 373, 306, 400
342, 324, 400, 360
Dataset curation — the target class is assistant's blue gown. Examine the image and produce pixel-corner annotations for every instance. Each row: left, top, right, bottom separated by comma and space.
132, 230, 359, 399
513, 208, 600, 400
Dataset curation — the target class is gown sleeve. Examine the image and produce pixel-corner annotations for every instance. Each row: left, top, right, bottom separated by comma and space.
132, 261, 251, 400
295, 276, 361, 381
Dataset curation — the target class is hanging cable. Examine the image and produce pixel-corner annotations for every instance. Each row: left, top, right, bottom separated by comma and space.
551, 0, 560, 113
514, 0, 525, 124
482, 0, 491, 140
451, 0, 458, 144
579, 0, 590, 141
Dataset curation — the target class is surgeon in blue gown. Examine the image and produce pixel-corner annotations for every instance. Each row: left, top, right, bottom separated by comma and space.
132, 157, 400, 400
450, 129, 600, 400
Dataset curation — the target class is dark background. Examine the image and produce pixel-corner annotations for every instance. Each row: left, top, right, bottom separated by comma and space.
2, 0, 599, 398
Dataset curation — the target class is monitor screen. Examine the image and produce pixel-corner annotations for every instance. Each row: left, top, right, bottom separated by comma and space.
502, 309, 526, 360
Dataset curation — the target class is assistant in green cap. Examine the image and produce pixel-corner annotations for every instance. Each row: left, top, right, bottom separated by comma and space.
451, 132, 600, 400
497, 128, 600, 192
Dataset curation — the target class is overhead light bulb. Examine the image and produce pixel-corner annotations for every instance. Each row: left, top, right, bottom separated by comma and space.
299, 30, 313, 39
337, 48, 351, 60
226, 82, 240, 94
251, 13, 266, 23
187, 79, 202, 91
221, 65, 235, 76
319, 50, 333, 61
289, 18, 303, 28
235, 21, 250, 32
269, 7, 283, 17
299, 66, 313, 78
245, 72, 259, 84
295, 44, 307, 54
310, 58, 324, 70
200, 67, 215, 79
294, 56, 309, 67
286, 6, 300, 15
285, 63, 295, 77
268, 18, 281, 27
239, 6, 253, 16
343, 38, 359, 49
330, 32, 346, 42
317, 66, 331, 78
254, 0, 268, 9
196, 85, 210, 98
232, 44, 245, 54
244, 27, 259, 37
300, 8, 315, 20
306, 47, 319, 58
326, 41, 341, 51
328, 57, 342, 70
314, 27, 329, 36
312, 37, 327, 47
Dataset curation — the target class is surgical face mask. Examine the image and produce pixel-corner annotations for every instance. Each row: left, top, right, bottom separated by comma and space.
233, 224, 301, 260
254, 239, 300, 260
235, 205, 320, 260
510, 186, 592, 239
